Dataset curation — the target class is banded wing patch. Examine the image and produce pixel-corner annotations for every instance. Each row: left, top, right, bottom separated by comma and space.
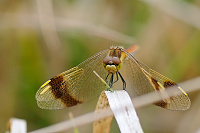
36, 67, 84, 109
148, 68, 191, 110
123, 49, 191, 110
36, 49, 109, 109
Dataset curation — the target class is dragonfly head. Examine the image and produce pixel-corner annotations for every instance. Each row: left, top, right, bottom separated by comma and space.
103, 56, 122, 74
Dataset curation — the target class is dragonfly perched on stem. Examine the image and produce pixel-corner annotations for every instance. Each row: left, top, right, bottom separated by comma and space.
35, 45, 191, 110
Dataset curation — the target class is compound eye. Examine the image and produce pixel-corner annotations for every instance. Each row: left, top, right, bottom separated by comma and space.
103, 57, 111, 64
112, 57, 120, 65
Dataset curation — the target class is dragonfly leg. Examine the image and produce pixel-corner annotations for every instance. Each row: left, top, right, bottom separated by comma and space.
118, 71, 126, 90
105, 73, 109, 81
105, 73, 113, 91
109, 74, 114, 88
113, 71, 119, 84
105, 73, 110, 84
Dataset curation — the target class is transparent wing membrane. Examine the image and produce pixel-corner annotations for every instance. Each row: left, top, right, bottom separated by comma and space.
36, 49, 109, 109
123, 49, 191, 110
36, 46, 191, 110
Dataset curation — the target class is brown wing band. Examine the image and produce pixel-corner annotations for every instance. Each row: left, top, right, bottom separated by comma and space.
151, 77, 168, 108
154, 81, 177, 108
151, 77, 160, 91
49, 75, 82, 107
154, 101, 168, 108
163, 81, 176, 88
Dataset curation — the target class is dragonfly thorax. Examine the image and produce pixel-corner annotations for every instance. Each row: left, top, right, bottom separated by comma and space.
103, 56, 122, 74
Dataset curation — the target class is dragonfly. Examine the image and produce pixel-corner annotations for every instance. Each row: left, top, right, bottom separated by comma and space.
35, 45, 191, 110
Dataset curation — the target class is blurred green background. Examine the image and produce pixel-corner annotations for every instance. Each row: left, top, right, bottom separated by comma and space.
1, 0, 200, 133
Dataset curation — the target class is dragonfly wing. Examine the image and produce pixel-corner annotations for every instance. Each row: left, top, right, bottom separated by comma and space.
123, 54, 155, 95
70, 49, 109, 102
36, 49, 109, 109
137, 60, 191, 110
123, 50, 191, 110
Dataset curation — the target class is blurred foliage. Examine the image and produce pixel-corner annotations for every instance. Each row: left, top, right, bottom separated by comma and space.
0, 0, 200, 133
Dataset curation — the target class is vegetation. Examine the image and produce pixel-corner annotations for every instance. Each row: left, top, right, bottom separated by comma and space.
0, 0, 200, 132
